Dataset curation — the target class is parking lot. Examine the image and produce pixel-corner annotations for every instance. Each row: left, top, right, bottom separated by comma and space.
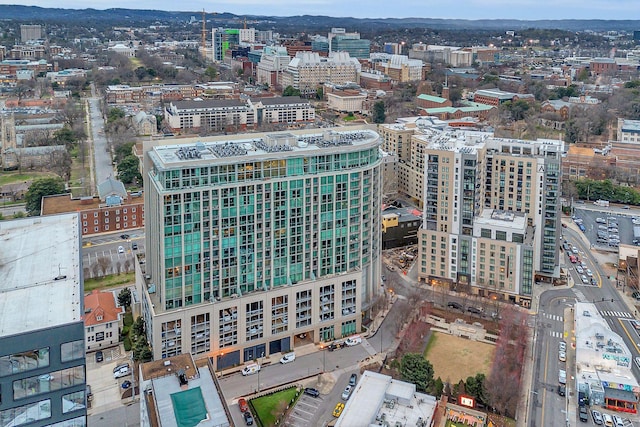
573, 207, 637, 248
287, 391, 325, 427
86, 345, 134, 416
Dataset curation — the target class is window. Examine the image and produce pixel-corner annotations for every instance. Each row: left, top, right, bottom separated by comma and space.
60, 341, 83, 363
13, 366, 85, 400
0, 399, 51, 425
0, 348, 50, 377
62, 390, 85, 413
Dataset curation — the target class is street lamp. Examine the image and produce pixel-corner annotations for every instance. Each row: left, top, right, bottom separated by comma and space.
257, 351, 264, 392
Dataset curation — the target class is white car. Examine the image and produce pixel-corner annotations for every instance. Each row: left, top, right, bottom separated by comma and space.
113, 366, 130, 379
576, 266, 584, 274
279, 352, 296, 364
118, 245, 125, 254
559, 341, 567, 351
572, 247, 579, 254
559, 350, 566, 362
581, 275, 589, 284
586, 269, 593, 277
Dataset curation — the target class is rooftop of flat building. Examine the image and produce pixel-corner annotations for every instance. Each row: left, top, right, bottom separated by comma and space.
147, 127, 379, 167
336, 370, 437, 427
141, 354, 229, 427
621, 119, 640, 133
0, 213, 82, 337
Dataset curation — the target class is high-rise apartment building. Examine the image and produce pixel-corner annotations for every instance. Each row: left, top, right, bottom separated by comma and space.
211, 28, 256, 62
328, 28, 370, 59
281, 51, 360, 97
138, 127, 382, 365
20, 24, 42, 42
415, 130, 563, 307
0, 214, 87, 427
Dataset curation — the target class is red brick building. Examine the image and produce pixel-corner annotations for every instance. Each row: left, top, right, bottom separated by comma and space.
41, 178, 144, 236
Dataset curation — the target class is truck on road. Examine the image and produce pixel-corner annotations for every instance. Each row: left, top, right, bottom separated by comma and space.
594, 200, 610, 207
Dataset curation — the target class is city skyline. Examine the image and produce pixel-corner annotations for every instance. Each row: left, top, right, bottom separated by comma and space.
0, 0, 638, 21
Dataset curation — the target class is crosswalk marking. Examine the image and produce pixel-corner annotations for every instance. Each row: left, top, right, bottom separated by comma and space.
549, 331, 563, 338
542, 313, 564, 322
599, 310, 633, 319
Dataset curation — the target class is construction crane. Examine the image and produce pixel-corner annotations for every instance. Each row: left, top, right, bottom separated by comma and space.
201, 9, 207, 60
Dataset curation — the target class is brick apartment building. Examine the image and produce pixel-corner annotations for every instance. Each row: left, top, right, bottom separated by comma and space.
41, 177, 144, 236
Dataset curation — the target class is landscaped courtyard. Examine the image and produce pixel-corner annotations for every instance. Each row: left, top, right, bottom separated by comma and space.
424, 332, 495, 384
251, 386, 299, 427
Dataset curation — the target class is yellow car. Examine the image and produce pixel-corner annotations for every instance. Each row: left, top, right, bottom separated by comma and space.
332, 402, 345, 418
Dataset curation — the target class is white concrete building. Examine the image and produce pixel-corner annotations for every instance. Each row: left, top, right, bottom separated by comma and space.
281, 52, 360, 97
335, 371, 437, 426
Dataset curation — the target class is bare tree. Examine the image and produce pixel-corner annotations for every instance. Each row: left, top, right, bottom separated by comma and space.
124, 259, 132, 273
115, 261, 122, 275
97, 256, 111, 277
48, 150, 72, 182
91, 262, 100, 278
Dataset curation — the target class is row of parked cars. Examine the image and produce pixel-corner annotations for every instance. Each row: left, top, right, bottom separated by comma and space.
595, 216, 620, 247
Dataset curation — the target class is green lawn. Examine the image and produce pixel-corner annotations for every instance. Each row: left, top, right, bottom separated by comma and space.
251, 387, 299, 427
0, 172, 55, 186
84, 273, 135, 292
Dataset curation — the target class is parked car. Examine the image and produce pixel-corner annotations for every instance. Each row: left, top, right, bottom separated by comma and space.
341, 385, 353, 400
279, 352, 296, 364
613, 415, 624, 427
95, 351, 104, 363
467, 306, 483, 315
113, 366, 130, 379
349, 373, 358, 386
559, 350, 566, 362
345, 335, 362, 346
238, 398, 249, 413
120, 234, 130, 240
559, 341, 567, 351
579, 406, 588, 422
132, 243, 138, 250
333, 403, 345, 418
591, 409, 603, 425
557, 384, 566, 396
303, 388, 320, 398
447, 301, 463, 310
121, 380, 132, 389
243, 410, 254, 426
632, 292, 640, 301
118, 245, 125, 254
113, 363, 130, 373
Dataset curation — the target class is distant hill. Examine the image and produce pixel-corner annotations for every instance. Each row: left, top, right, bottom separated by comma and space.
0, 5, 638, 32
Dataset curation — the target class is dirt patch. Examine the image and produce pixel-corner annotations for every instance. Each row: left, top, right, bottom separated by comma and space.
425, 331, 494, 384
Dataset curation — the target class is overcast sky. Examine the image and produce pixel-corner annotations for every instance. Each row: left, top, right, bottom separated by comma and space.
1, 0, 638, 20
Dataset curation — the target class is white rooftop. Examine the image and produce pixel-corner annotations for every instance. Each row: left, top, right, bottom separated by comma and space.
148, 127, 379, 167
151, 367, 228, 427
336, 371, 437, 427
0, 213, 82, 337
474, 209, 527, 231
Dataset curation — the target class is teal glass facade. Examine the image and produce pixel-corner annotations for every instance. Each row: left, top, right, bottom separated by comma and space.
146, 132, 382, 313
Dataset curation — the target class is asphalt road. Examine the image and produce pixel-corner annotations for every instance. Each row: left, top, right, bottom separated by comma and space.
530, 289, 573, 427
530, 223, 640, 426
89, 97, 115, 184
